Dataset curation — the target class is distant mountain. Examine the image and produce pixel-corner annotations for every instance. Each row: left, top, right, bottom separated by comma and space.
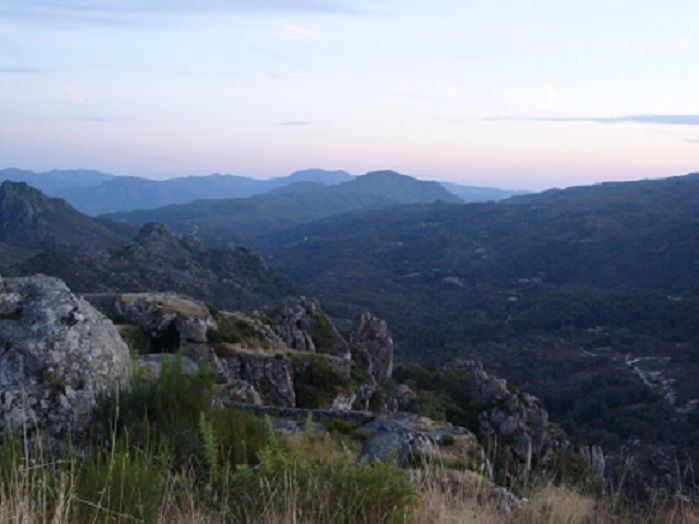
0, 167, 527, 215
440, 181, 529, 202
338, 170, 462, 204
0, 168, 115, 194
280, 168, 354, 185
266, 181, 327, 195
0, 168, 354, 215
259, 172, 699, 465
105, 170, 464, 247
0, 181, 128, 267
9, 223, 293, 309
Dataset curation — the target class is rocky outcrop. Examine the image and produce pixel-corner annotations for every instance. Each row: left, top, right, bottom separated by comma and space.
0, 275, 130, 438
213, 347, 296, 406
359, 412, 473, 468
267, 297, 351, 359
114, 292, 216, 347
10, 222, 292, 310
457, 361, 564, 469
580, 445, 606, 489
351, 312, 394, 382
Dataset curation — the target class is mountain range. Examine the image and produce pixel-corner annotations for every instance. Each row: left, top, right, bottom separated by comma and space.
1, 169, 698, 480
0, 167, 524, 216
253, 172, 699, 464
103, 170, 465, 247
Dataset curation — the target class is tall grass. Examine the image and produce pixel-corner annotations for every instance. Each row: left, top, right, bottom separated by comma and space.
1, 358, 696, 523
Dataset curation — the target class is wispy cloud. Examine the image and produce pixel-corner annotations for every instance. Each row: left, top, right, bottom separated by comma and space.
678, 33, 693, 46
1, 1, 365, 26
278, 120, 313, 126
439, 84, 459, 96
65, 116, 115, 122
0, 66, 39, 74
491, 114, 699, 126
545, 84, 561, 100
60, 82, 85, 103
277, 23, 324, 40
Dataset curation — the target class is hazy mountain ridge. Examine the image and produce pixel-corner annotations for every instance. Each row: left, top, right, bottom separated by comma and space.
0, 167, 524, 215
104, 170, 465, 247
0, 168, 355, 215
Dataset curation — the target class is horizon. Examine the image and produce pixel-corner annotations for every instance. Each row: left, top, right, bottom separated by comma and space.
4, 164, 698, 193
2, 1, 699, 188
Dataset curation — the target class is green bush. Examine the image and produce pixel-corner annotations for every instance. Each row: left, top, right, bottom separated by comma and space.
75, 441, 166, 523
312, 311, 336, 354
326, 418, 355, 434
229, 431, 415, 523
293, 355, 349, 408
440, 434, 456, 447
207, 326, 241, 344
91, 356, 269, 475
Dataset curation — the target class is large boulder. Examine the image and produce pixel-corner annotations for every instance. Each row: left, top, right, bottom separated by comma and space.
359, 412, 471, 468
351, 312, 394, 382
112, 292, 217, 352
0, 275, 130, 438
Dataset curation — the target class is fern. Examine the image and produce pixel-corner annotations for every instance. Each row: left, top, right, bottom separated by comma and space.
199, 412, 219, 484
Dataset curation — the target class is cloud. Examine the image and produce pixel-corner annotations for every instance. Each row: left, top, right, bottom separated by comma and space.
545, 85, 561, 100
277, 23, 324, 40
0, 1, 365, 26
0, 66, 39, 74
60, 82, 85, 103
491, 114, 699, 126
65, 116, 115, 122
679, 33, 693, 46
439, 84, 459, 96
278, 120, 313, 126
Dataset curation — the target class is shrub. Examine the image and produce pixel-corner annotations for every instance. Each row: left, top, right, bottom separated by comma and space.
326, 418, 355, 434
440, 434, 456, 447
312, 311, 336, 354
293, 355, 349, 408
229, 431, 416, 523
75, 441, 166, 523
91, 356, 269, 475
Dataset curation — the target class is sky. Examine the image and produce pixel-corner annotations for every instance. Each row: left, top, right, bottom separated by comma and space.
1, 0, 699, 189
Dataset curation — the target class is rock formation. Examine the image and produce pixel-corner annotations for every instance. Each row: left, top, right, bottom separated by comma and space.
0, 275, 130, 438
264, 297, 351, 359
10, 222, 292, 309
351, 312, 394, 382
456, 360, 564, 469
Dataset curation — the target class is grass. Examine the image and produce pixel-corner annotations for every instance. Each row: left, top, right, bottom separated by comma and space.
2, 358, 697, 523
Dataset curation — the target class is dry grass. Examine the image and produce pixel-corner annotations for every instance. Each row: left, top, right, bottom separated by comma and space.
1, 460, 697, 524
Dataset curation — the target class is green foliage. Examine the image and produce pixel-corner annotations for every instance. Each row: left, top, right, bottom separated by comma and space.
312, 310, 336, 354
75, 441, 166, 523
551, 449, 594, 490
395, 365, 483, 431
209, 317, 263, 348
207, 326, 241, 345
292, 355, 349, 409
91, 356, 269, 474
229, 431, 415, 523
326, 418, 356, 434
439, 434, 455, 447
